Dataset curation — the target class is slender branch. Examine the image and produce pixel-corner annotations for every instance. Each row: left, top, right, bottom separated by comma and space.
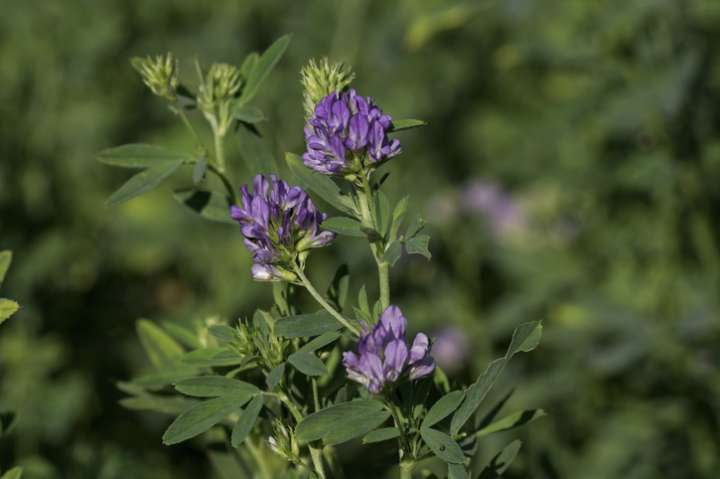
213, 124, 227, 173
399, 461, 416, 479
358, 174, 392, 310
207, 163, 238, 205
293, 264, 360, 336
378, 260, 390, 310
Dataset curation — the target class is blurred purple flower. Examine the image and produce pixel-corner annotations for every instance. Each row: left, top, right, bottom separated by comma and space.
343, 305, 435, 394
461, 180, 527, 237
303, 89, 401, 175
431, 327, 470, 373
230, 174, 336, 281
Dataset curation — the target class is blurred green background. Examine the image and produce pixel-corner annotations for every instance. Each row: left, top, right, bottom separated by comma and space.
2, 0, 720, 477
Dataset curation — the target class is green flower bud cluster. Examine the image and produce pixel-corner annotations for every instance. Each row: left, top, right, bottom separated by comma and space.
130, 53, 179, 101
229, 312, 286, 369
268, 420, 301, 464
197, 63, 244, 137
300, 57, 355, 118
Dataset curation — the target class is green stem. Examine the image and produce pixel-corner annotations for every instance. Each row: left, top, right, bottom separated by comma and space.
399, 461, 416, 479
207, 163, 238, 205
293, 265, 360, 336
213, 124, 227, 173
378, 260, 390, 310
310, 447, 327, 479
312, 378, 321, 412
171, 104, 205, 151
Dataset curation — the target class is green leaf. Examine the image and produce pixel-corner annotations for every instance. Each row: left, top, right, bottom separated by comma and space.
240, 52, 258, 77
174, 189, 235, 224
384, 241, 403, 267
236, 126, 278, 174
390, 119, 427, 132
507, 321, 543, 355
288, 351, 327, 376
362, 427, 400, 444
0, 467, 23, 479
422, 390, 465, 429
274, 310, 342, 338
448, 463, 468, 479
286, 153, 354, 215
475, 409, 546, 438
136, 319, 184, 368
420, 427, 465, 464
405, 234, 431, 259
450, 322, 542, 436
297, 331, 342, 354
175, 376, 260, 398
180, 347, 245, 367
0, 250, 12, 287
240, 34, 291, 104
106, 160, 183, 206
374, 191, 392, 239
97, 144, 192, 168
132, 370, 199, 390
296, 399, 391, 445
232, 104, 265, 124
163, 394, 252, 445
390, 196, 409, 241
266, 363, 285, 390
192, 157, 208, 185
478, 440, 522, 478
323, 217, 365, 237
406, 214, 426, 238
0, 299, 19, 325
231, 395, 264, 447
119, 393, 199, 416
208, 325, 237, 344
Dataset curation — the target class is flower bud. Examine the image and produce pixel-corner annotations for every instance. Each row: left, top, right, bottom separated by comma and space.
197, 62, 243, 113
301, 58, 355, 118
131, 53, 179, 101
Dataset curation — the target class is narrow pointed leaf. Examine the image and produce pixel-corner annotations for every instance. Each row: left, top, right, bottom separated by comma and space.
288, 351, 327, 376
475, 409, 546, 438
162, 394, 252, 445
175, 376, 260, 398
286, 153, 354, 214
0, 467, 23, 479
390, 119, 427, 132
296, 399, 390, 445
450, 322, 542, 435
233, 104, 265, 124
297, 331, 342, 354
362, 427, 400, 444
240, 34, 291, 103
98, 144, 192, 168
422, 390, 465, 429
231, 395, 264, 447
406, 234, 431, 259
275, 310, 343, 338
420, 427, 465, 464
478, 440, 522, 478
323, 217, 365, 237
448, 463, 469, 479
136, 319, 184, 368
106, 160, 183, 206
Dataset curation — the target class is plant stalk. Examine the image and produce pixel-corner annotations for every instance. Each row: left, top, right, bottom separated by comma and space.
293, 264, 360, 336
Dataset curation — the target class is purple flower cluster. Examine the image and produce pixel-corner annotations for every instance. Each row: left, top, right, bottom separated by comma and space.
303, 89, 401, 175
230, 174, 336, 281
343, 305, 435, 394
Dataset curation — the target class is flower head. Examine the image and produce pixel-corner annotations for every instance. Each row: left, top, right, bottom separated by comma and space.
230, 174, 336, 281
131, 53, 179, 101
301, 58, 356, 118
303, 89, 401, 176
343, 305, 435, 394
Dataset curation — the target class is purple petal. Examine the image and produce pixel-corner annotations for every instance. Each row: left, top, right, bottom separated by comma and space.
383, 339, 408, 381
409, 333, 430, 364
379, 305, 406, 340
409, 356, 435, 380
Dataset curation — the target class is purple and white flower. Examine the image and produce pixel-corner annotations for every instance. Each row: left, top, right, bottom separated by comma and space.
303, 89, 401, 175
230, 174, 336, 281
343, 305, 435, 394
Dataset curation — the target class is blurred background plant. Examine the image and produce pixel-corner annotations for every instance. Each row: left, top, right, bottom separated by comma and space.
1, 0, 720, 478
